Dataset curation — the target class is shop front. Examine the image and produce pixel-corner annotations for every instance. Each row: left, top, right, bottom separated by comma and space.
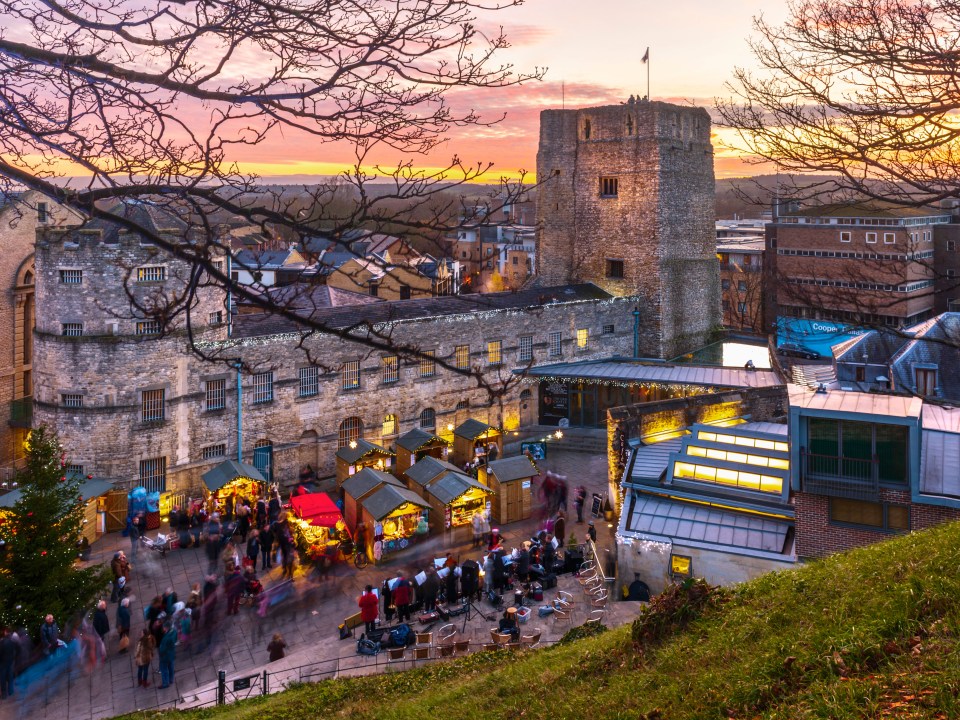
200, 460, 268, 511
359, 485, 431, 562
289, 491, 349, 563
335, 439, 395, 488
395, 428, 449, 476
452, 419, 502, 466
420, 471, 494, 533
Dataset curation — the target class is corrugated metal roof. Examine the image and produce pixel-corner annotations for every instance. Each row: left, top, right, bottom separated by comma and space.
487, 456, 538, 483
626, 493, 792, 554
404, 456, 462, 488
630, 439, 684, 483
920, 430, 960, 499
788, 384, 922, 418
201, 460, 266, 492
335, 439, 393, 465
426, 472, 493, 505
396, 428, 448, 453
525, 360, 782, 389
922, 405, 960, 433
342, 468, 402, 501
361, 485, 431, 521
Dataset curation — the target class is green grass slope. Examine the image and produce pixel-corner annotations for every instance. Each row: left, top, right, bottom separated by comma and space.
124, 521, 960, 720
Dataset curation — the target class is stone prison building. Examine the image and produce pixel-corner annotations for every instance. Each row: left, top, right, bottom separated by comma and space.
27, 100, 719, 494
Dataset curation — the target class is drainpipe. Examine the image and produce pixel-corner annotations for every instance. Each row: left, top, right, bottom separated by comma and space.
226, 253, 233, 339
235, 359, 243, 463
632, 306, 641, 358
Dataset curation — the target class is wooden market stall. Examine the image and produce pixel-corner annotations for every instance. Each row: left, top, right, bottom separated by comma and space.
406, 455, 494, 533
479, 456, 537, 525
335, 439, 395, 488
341, 468, 403, 533
358, 484, 430, 562
452, 419, 502, 466
395, 428, 449, 476
0, 475, 115, 545
201, 460, 267, 511
289, 491, 349, 561
403, 455, 462, 492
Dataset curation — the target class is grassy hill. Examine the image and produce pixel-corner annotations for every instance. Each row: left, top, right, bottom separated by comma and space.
123, 521, 960, 720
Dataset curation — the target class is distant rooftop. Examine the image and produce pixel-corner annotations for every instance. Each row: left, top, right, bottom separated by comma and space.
524, 358, 782, 390
788, 384, 923, 419
778, 200, 949, 220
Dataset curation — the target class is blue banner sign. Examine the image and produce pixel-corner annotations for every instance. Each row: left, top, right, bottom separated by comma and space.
776, 317, 867, 358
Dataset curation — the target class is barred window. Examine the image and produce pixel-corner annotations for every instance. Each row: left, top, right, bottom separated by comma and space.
577, 328, 588, 348
602, 324, 615, 335
455, 400, 470, 411
65, 464, 84, 477
252, 372, 274, 404
59, 269, 82, 284
548, 332, 562, 357
487, 340, 502, 366
419, 350, 436, 378
599, 177, 619, 198
382, 413, 398, 438
382, 356, 399, 384
298, 366, 319, 397
136, 266, 166, 282
62, 323, 83, 337
519, 336, 533, 362
338, 417, 363, 448
61, 394, 83, 408
141, 389, 165, 422
136, 320, 162, 335
201, 444, 226, 460
454, 345, 470, 369
206, 379, 226, 411
209, 311, 224, 326
419, 408, 436, 430
139, 457, 167, 493
341, 361, 360, 390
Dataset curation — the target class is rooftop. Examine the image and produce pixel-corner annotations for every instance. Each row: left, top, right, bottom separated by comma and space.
524, 358, 783, 390
788, 384, 923, 419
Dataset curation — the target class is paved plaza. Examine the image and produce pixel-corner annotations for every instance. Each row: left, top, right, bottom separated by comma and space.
3, 450, 636, 720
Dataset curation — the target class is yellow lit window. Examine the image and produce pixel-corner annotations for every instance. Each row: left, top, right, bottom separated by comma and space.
675, 462, 695, 478
774, 441, 789, 453
727, 451, 748, 464
706, 448, 725, 461
698, 431, 717, 442
487, 340, 502, 366
760, 475, 783, 493
577, 328, 588, 348
715, 468, 739, 486
738, 472, 762, 491
693, 465, 717, 482
768, 458, 789, 470
688, 446, 707, 458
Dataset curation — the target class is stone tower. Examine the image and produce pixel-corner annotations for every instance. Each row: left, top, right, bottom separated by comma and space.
536, 100, 720, 359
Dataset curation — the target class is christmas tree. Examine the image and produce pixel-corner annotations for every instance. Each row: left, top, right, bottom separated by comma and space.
0, 425, 105, 635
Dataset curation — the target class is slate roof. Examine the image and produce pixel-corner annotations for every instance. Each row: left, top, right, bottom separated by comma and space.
335, 438, 393, 465
404, 456, 462, 488
889, 314, 960, 400
396, 428, 448, 453
454, 418, 496, 440
424, 472, 492, 505
487, 456, 538, 483
362, 484, 431, 521
629, 439, 684, 484
625, 492, 792, 555
524, 359, 783, 389
342, 468, 402, 501
833, 329, 911, 364
264, 284, 383, 312
69, 200, 188, 244
231, 284, 612, 338
201, 460, 266, 492
234, 249, 300, 269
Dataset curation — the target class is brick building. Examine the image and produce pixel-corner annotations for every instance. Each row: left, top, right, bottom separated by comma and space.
765, 201, 956, 330
448, 223, 535, 292
717, 237, 764, 333
536, 99, 719, 358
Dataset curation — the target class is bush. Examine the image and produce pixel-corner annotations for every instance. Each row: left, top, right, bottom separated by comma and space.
630, 578, 724, 652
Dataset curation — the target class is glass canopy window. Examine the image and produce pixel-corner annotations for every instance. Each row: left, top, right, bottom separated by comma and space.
697, 430, 789, 454
686, 445, 789, 470
674, 461, 783, 494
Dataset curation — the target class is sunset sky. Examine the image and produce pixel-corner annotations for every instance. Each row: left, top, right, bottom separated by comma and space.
246, 0, 786, 182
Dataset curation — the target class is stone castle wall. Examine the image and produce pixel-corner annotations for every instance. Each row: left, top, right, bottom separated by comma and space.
536, 101, 719, 359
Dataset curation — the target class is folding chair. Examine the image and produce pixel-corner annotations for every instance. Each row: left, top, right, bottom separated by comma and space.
387, 647, 406, 662
553, 606, 573, 626
584, 609, 606, 625
415, 631, 433, 646
413, 646, 431, 660
521, 628, 542, 649
453, 639, 471, 655
437, 624, 457, 645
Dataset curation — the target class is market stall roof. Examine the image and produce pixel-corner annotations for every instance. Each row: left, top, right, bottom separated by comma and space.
396, 428, 449, 453
425, 472, 493, 506
290, 492, 342, 528
454, 418, 497, 440
342, 468, 403, 500
405, 456, 462, 488
362, 484, 431, 521
335, 438, 394, 465
487, 456, 538, 483
0, 476, 115, 508
201, 460, 266, 492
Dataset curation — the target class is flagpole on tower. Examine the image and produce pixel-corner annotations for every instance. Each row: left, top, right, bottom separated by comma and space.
642, 47, 650, 100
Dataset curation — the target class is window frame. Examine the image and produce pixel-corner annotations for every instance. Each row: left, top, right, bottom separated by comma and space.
518, 335, 533, 362
61, 323, 83, 337
865, 232, 877, 244
135, 320, 162, 336
419, 350, 437, 379
548, 331, 563, 358
298, 365, 319, 398
839, 231, 852, 243
576, 328, 588, 349
382, 355, 399, 384
136, 265, 167, 283
454, 345, 470, 369
419, 408, 436, 430
487, 340, 503, 366
141, 388, 165, 422
201, 444, 227, 460
59, 269, 83, 285
139, 457, 167, 493
341, 360, 361, 390
61, 393, 84, 408
829, 497, 909, 533
599, 176, 619, 198
251, 371, 274, 404
605, 258, 625, 279
205, 378, 226, 411
884, 232, 896, 244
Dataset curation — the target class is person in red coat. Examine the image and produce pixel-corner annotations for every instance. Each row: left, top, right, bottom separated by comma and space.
358, 586, 379, 634
393, 575, 412, 623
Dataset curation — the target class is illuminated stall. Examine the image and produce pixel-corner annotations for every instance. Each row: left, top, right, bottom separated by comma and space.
452, 419, 502, 466
358, 484, 431, 562
395, 428, 449, 477
335, 439, 394, 488
201, 460, 267, 510
406, 455, 494, 533
289, 492, 348, 560
341, 468, 404, 534
0, 475, 115, 545
479, 456, 537, 525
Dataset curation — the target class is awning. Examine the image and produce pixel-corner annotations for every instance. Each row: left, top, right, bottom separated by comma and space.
291, 492, 342, 528
201, 460, 267, 493
0, 476, 115, 508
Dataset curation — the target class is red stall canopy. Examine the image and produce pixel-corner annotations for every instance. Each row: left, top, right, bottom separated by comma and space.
291, 493, 342, 528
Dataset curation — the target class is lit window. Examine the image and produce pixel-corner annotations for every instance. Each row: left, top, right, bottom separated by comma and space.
61, 394, 83, 408
454, 345, 470, 369
139, 457, 167, 493
419, 350, 436, 378
341, 361, 360, 390
206, 379, 226, 410
59, 269, 82, 284
136, 320, 162, 335
141, 389, 165, 422
252, 372, 274, 404
576, 329, 588, 348
62, 323, 83, 337
670, 554, 692, 578
299, 366, 319, 397
136, 266, 166, 282
201, 444, 226, 460
382, 356, 399, 384
548, 332, 562, 357
519, 336, 533, 362
487, 340, 502, 366
382, 414, 398, 438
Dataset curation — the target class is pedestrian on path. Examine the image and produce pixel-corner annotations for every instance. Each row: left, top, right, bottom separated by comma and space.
267, 633, 286, 662
92, 600, 110, 642
117, 599, 131, 652
158, 624, 177, 688
393, 575, 412, 623
135, 628, 155, 688
358, 586, 379, 634
0, 628, 19, 699
574, 485, 587, 523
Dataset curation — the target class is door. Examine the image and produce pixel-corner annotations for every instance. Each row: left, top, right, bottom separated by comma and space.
254, 444, 274, 482
505, 481, 520, 523
103, 490, 128, 533
519, 390, 536, 427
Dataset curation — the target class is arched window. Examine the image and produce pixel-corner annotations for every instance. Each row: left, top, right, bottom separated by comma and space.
520, 389, 532, 401
338, 417, 363, 448
419, 408, 436, 431
382, 414, 398, 438
455, 400, 470, 411
23, 270, 33, 285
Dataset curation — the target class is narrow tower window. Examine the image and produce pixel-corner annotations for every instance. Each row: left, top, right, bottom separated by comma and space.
600, 177, 619, 198
583, 118, 591, 140
626, 116, 634, 135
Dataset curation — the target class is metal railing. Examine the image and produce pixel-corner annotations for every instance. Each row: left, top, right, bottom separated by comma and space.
800, 451, 880, 500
